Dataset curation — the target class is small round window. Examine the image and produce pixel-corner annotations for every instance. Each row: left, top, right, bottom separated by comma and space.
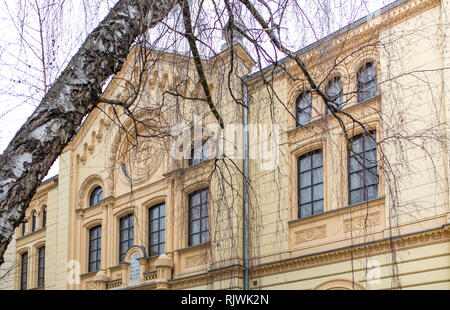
89, 186, 103, 207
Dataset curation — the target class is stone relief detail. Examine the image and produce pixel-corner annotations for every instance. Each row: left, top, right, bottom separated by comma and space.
85, 280, 96, 290
185, 254, 206, 267
119, 127, 164, 184
295, 225, 327, 244
344, 212, 380, 232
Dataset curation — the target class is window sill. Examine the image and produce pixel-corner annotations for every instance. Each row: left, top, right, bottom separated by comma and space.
176, 242, 210, 254
288, 196, 385, 228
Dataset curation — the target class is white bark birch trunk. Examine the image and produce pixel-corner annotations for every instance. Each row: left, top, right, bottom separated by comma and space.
0, 0, 177, 265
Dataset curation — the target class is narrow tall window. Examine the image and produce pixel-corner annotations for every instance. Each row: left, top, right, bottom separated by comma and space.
37, 246, 45, 287
148, 203, 165, 257
42, 208, 46, 228
188, 189, 209, 246
326, 76, 343, 114
189, 142, 208, 166
357, 62, 377, 103
21, 223, 26, 237
298, 150, 324, 218
88, 226, 101, 272
90, 186, 103, 207
20, 252, 28, 290
119, 214, 134, 262
348, 131, 378, 205
31, 212, 36, 232
296, 92, 312, 127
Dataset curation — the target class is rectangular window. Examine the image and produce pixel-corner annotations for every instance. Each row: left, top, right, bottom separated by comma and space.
119, 214, 134, 262
20, 252, 28, 290
37, 246, 45, 287
149, 203, 165, 257
348, 131, 378, 205
188, 189, 209, 246
298, 150, 324, 218
88, 226, 101, 272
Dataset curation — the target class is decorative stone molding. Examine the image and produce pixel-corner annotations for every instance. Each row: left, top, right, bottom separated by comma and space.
314, 278, 366, 290
295, 225, 327, 244
251, 225, 450, 279
106, 278, 122, 289
344, 212, 381, 232
185, 254, 206, 267
78, 174, 104, 209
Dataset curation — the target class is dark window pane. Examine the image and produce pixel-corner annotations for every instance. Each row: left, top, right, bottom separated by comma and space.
299, 156, 311, 172
299, 171, 311, 188
313, 183, 324, 201
300, 203, 312, 218
367, 185, 378, 200
349, 157, 362, 173
312, 152, 323, 168
349, 189, 363, 205
191, 206, 201, 220
313, 200, 324, 215
312, 168, 323, 185
191, 220, 200, 234
350, 173, 363, 190
300, 188, 311, 204
201, 231, 209, 243
190, 234, 200, 246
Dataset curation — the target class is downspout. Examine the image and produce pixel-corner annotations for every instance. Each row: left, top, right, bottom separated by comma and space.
243, 81, 249, 290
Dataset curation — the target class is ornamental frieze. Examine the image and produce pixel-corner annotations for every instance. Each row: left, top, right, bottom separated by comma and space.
294, 225, 327, 244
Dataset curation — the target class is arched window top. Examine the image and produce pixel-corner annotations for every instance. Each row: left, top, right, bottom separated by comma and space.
357, 62, 377, 103
89, 186, 103, 207
296, 92, 312, 127
326, 76, 343, 113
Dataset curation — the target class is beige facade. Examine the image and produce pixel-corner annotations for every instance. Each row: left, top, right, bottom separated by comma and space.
1, 0, 449, 290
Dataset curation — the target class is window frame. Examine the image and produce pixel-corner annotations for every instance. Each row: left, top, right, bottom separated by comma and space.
31, 212, 36, 232
357, 62, 377, 103
148, 203, 166, 257
119, 213, 134, 262
37, 246, 45, 287
89, 186, 103, 207
42, 207, 46, 228
297, 149, 324, 219
326, 76, 343, 114
88, 225, 102, 273
188, 188, 210, 247
295, 92, 312, 127
20, 252, 28, 290
347, 130, 378, 205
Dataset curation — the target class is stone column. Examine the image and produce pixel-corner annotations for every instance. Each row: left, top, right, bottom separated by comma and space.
121, 262, 130, 288
154, 254, 173, 290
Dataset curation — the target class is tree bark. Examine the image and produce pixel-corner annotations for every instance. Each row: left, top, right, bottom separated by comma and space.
0, 0, 177, 265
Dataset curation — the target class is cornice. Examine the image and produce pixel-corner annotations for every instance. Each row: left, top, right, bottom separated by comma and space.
246, 0, 440, 90
249, 224, 450, 279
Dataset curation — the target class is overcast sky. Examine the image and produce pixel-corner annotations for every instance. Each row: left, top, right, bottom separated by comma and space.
0, 0, 395, 181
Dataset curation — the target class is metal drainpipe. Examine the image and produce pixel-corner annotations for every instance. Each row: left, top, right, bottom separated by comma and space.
243, 81, 249, 290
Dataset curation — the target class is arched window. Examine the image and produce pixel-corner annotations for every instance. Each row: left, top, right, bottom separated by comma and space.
31, 212, 36, 232
148, 203, 165, 257
296, 92, 312, 127
42, 207, 47, 228
357, 62, 377, 103
298, 150, 324, 218
326, 76, 343, 114
119, 214, 134, 262
89, 186, 103, 207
